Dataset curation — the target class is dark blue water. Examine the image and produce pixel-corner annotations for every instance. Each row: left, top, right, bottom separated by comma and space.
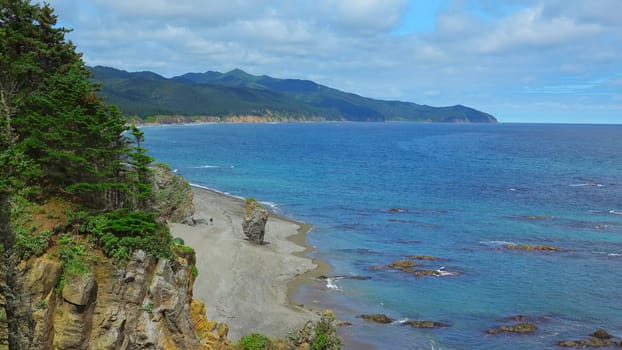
143, 123, 622, 349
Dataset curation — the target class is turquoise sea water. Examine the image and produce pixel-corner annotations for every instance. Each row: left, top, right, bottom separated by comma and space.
142, 123, 622, 350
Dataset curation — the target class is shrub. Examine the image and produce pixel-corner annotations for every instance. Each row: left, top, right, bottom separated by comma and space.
86, 209, 173, 260
191, 264, 199, 278
238, 333, 273, 350
288, 311, 341, 350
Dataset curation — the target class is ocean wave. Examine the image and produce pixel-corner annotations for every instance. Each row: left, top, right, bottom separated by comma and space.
480, 240, 516, 247
393, 318, 410, 325
591, 251, 622, 257
192, 164, 236, 169
326, 277, 343, 291
189, 183, 245, 200
435, 266, 459, 277
609, 210, 622, 216
260, 201, 281, 213
569, 183, 605, 187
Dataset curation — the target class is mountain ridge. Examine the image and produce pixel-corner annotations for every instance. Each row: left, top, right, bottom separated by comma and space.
90, 66, 498, 123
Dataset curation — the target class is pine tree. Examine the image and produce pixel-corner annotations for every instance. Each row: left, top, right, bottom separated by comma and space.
127, 125, 155, 210
1, 0, 129, 204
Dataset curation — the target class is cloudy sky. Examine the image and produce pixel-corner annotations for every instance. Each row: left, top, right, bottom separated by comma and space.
45, 0, 622, 123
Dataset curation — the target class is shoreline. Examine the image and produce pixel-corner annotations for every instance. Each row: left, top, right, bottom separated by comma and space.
169, 185, 330, 341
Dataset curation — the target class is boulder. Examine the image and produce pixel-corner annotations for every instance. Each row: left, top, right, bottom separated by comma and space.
591, 329, 613, 340
406, 320, 450, 328
359, 314, 394, 324
242, 198, 269, 244
486, 322, 537, 335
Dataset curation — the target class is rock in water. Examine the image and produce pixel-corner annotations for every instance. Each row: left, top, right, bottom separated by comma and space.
243, 198, 269, 244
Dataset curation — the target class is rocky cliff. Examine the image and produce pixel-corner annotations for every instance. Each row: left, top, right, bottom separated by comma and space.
151, 163, 195, 224
0, 248, 231, 350
0, 166, 232, 350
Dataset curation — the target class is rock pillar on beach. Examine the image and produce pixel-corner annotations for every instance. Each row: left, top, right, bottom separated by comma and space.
242, 198, 269, 244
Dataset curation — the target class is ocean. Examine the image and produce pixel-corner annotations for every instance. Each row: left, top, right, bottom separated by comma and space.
142, 122, 622, 350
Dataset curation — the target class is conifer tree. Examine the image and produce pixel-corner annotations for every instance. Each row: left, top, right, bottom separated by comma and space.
1, 0, 128, 204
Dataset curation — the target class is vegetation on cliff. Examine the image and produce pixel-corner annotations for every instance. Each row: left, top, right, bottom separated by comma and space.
0, 1, 213, 348
1, 2, 343, 349
90, 65, 498, 123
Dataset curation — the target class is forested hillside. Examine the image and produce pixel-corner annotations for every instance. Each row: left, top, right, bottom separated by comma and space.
91, 66, 498, 123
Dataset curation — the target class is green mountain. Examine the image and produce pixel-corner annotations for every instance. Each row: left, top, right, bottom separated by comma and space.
90, 66, 498, 123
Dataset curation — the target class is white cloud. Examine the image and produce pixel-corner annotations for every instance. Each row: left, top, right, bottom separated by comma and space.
476, 6, 602, 54
39, 0, 622, 122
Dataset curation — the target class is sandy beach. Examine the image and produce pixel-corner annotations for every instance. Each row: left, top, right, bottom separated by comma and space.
169, 185, 325, 341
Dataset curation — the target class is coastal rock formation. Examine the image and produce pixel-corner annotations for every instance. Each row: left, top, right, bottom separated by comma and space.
486, 322, 538, 335
151, 163, 195, 223
0, 249, 233, 350
372, 257, 461, 277
242, 198, 269, 244
406, 320, 450, 328
359, 314, 394, 324
503, 244, 561, 252
557, 329, 619, 348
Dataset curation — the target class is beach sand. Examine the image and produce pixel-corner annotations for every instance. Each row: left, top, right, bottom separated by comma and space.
169, 186, 324, 341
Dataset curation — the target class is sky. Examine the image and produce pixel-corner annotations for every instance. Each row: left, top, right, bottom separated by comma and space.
43, 0, 622, 123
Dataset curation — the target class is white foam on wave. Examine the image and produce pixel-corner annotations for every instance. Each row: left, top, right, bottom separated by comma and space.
393, 318, 410, 325
591, 251, 621, 257
326, 277, 342, 291
609, 210, 622, 215
192, 164, 236, 169
480, 240, 516, 246
260, 201, 280, 213
569, 183, 605, 187
189, 183, 245, 200
435, 266, 459, 277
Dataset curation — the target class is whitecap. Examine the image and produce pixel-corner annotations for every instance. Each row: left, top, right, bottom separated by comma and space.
608, 253, 621, 257
480, 240, 516, 246
326, 277, 342, 291
609, 210, 622, 215
260, 201, 280, 213
193, 165, 220, 169
569, 183, 605, 187
393, 318, 410, 325
434, 266, 455, 276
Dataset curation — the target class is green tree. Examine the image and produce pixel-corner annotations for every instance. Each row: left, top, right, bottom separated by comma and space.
1, 0, 129, 206
127, 124, 154, 209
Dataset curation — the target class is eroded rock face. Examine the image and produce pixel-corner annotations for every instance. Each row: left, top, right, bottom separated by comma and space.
0, 249, 232, 350
151, 163, 195, 223
242, 198, 269, 244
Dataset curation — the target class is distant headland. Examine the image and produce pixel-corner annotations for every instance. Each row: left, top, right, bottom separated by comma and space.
90, 66, 498, 124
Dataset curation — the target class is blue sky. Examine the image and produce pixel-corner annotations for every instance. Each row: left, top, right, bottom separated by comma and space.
44, 0, 622, 123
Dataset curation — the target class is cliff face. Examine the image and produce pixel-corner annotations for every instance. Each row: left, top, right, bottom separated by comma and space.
0, 166, 232, 350
151, 163, 195, 224
0, 248, 231, 350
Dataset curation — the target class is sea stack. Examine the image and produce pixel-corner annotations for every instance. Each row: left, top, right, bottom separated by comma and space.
243, 198, 269, 244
